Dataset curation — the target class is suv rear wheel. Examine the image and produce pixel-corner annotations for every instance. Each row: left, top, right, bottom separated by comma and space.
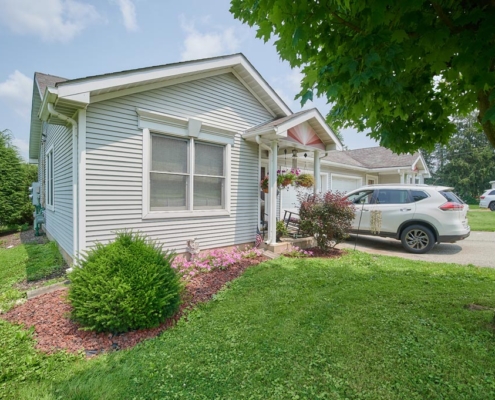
400, 225, 435, 254
490, 202, 495, 212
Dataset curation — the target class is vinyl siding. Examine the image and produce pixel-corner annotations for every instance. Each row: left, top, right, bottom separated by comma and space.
378, 174, 400, 184
85, 72, 272, 253
43, 123, 73, 256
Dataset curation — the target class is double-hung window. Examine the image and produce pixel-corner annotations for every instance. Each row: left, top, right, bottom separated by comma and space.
45, 146, 54, 210
150, 134, 226, 212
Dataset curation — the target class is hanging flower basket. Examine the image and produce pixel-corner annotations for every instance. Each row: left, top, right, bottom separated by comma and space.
296, 173, 315, 188
277, 168, 299, 188
260, 176, 269, 193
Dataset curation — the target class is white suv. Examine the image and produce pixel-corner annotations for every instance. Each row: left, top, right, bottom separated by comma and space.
344, 185, 470, 254
479, 189, 495, 211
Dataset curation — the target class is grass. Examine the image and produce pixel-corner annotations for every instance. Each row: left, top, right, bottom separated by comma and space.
0, 241, 65, 313
0, 224, 31, 235
467, 207, 495, 232
4, 252, 495, 399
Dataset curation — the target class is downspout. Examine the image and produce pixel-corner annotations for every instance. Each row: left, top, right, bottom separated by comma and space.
47, 103, 78, 265
256, 135, 276, 244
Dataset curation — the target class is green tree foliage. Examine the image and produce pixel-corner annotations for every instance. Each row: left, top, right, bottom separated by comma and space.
230, 1, 495, 152
423, 115, 495, 203
0, 130, 25, 226
68, 231, 182, 333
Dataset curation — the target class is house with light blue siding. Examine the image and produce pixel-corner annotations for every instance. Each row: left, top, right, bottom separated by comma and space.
29, 54, 428, 264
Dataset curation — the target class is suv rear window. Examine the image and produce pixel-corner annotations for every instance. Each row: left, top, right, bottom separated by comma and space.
410, 190, 429, 202
490, 190, 495, 196
440, 191, 463, 203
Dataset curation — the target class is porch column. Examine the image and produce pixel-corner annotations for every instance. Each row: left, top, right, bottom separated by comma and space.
314, 150, 321, 194
268, 140, 278, 244
418, 173, 424, 184
400, 172, 405, 184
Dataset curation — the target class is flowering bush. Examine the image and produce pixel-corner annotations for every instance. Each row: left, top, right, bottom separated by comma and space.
298, 191, 355, 252
282, 245, 313, 258
172, 247, 264, 280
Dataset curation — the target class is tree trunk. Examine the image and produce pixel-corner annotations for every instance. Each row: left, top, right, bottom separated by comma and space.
477, 90, 495, 148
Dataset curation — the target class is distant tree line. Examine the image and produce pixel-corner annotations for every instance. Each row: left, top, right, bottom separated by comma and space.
0, 129, 38, 227
422, 115, 495, 204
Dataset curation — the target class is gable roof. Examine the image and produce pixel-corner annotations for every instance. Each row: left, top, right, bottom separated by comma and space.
30, 53, 293, 159
243, 108, 342, 151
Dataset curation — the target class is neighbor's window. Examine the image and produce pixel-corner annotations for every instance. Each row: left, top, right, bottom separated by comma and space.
150, 134, 225, 211
46, 148, 54, 207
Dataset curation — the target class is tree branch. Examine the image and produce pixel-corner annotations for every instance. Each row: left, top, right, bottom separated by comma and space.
328, 10, 362, 33
431, 2, 461, 34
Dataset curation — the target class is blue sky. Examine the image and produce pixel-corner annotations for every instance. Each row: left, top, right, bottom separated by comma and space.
0, 0, 377, 160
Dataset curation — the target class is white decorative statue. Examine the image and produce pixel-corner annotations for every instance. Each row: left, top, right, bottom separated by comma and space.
186, 238, 200, 260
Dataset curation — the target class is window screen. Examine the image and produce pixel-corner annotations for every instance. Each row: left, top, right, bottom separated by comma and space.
194, 142, 224, 209
149, 135, 226, 211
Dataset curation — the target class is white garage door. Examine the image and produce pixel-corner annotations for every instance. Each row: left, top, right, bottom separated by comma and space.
331, 176, 362, 193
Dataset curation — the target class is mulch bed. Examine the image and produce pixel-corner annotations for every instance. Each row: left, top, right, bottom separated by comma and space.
283, 247, 344, 259
2, 257, 265, 357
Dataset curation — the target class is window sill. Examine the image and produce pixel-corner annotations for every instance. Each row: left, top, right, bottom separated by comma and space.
46, 205, 55, 212
143, 209, 230, 220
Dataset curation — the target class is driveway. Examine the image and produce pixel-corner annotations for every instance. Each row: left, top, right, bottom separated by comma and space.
337, 231, 495, 268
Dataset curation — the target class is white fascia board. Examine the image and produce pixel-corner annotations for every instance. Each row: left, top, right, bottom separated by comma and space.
235, 59, 291, 116
38, 87, 59, 121
57, 56, 247, 98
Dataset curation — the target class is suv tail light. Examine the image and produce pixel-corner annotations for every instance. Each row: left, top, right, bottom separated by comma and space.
439, 202, 464, 211
480, 196, 485, 199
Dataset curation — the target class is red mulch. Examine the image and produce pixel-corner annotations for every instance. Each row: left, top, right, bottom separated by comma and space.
1, 257, 264, 357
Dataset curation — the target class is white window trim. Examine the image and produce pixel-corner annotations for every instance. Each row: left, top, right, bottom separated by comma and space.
142, 125, 232, 220
330, 173, 363, 190
366, 174, 378, 185
45, 144, 55, 211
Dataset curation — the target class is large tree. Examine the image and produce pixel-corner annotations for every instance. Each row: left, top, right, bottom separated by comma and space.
423, 114, 495, 202
230, 0, 495, 153
0, 130, 36, 227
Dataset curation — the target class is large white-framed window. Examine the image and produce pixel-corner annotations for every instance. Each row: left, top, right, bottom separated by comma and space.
45, 145, 54, 211
138, 109, 234, 219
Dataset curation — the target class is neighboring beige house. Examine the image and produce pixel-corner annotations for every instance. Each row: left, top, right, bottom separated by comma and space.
274, 146, 430, 219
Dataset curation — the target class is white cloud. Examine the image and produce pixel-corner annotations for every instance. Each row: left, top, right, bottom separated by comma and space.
12, 138, 30, 160
114, 0, 138, 31
0, 70, 33, 118
0, 0, 101, 43
179, 16, 240, 61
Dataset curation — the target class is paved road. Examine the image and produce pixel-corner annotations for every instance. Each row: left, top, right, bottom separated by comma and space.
338, 231, 495, 268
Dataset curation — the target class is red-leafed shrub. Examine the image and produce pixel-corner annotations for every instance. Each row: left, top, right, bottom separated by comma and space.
298, 191, 355, 252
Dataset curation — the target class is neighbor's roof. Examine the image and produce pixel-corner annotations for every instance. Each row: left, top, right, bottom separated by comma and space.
324, 146, 420, 169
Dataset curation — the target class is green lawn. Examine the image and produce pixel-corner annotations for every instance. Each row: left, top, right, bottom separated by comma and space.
4, 252, 495, 399
468, 207, 495, 232
0, 240, 66, 313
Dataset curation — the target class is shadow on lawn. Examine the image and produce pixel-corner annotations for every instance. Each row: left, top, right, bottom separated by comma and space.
19, 229, 66, 283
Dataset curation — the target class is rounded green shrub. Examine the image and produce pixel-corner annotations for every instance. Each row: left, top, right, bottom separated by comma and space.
68, 231, 182, 333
